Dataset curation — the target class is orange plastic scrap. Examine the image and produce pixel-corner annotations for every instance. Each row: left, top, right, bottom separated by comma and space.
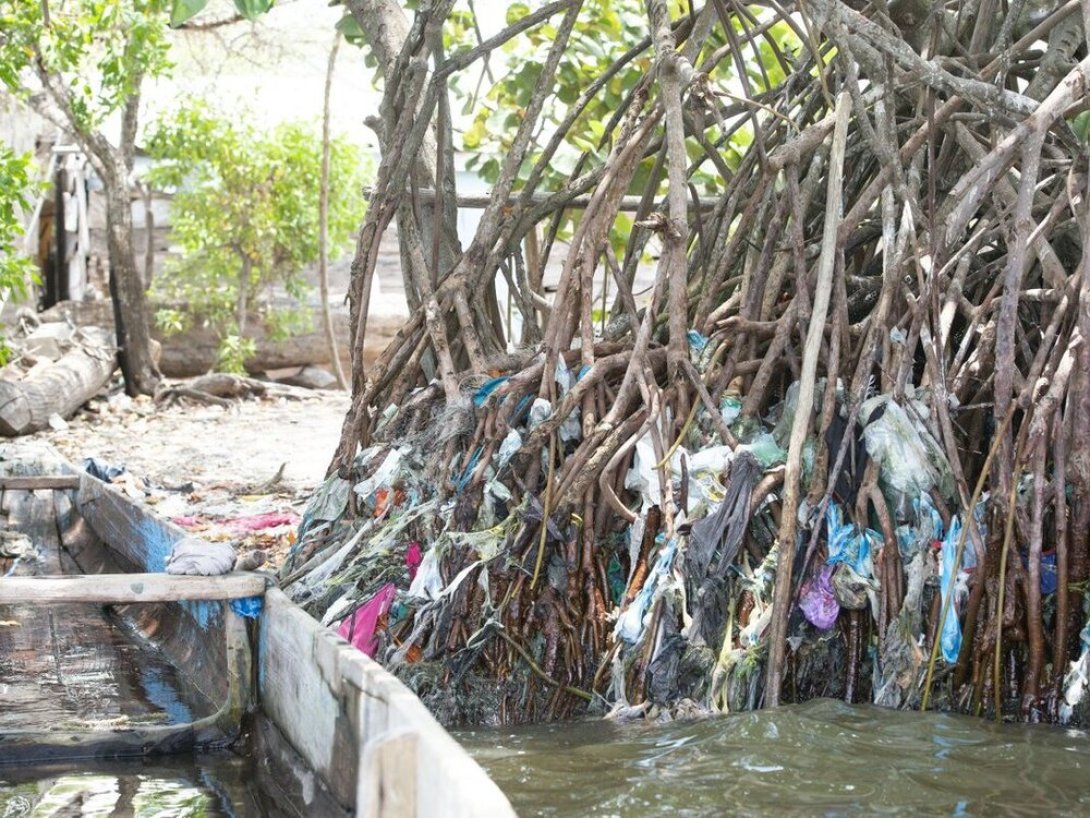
374, 487, 391, 518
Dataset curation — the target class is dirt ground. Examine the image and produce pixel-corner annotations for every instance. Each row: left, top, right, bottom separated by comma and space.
31, 386, 352, 567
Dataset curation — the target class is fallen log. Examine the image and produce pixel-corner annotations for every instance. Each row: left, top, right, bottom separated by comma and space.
0, 327, 116, 436
40, 299, 403, 377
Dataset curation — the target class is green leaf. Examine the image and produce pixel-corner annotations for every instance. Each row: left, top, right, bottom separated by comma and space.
1071, 111, 1090, 145
170, 0, 209, 27
505, 2, 530, 25
335, 12, 365, 44
233, 0, 273, 21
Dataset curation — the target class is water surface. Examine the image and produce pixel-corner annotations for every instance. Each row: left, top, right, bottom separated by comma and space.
0, 754, 290, 817
458, 699, 1090, 816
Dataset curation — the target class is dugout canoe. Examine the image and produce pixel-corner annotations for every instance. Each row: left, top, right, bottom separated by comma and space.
0, 443, 514, 817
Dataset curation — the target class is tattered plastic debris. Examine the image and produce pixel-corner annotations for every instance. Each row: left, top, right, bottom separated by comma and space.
800, 565, 839, 630
616, 536, 678, 644
83, 457, 126, 482
860, 393, 954, 515
408, 545, 446, 601
230, 596, 264, 619
1060, 622, 1090, 724
299, 473, 351, 538
354, 448, 404, 502
338, 582, 397, 658
938, 516, 971, 664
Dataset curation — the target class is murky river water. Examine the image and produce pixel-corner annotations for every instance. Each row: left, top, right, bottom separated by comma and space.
5, 699, 1089, 816
458, 699, 1090, 817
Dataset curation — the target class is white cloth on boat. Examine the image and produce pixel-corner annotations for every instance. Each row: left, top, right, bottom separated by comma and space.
165, 537, 236, 576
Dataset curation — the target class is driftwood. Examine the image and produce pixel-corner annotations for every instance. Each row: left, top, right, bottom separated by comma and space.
0, 327, 116, 436
154, 372, 268, 407
154, 373, 311, 408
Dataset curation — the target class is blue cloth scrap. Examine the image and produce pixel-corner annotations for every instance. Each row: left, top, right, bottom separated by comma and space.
686, 329, 709, 352
473, 376, 510, 407
231, 596, 264, 619
455, 445, 484, 493
512, 394, 534, 424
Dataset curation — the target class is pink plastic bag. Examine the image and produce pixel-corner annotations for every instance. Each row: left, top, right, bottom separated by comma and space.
406, 542, 423, 581
338, 582, 397, 657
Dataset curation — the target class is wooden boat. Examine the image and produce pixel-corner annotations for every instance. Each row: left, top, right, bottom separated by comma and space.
0, 443, 514, 817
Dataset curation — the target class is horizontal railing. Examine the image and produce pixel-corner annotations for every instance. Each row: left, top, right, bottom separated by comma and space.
0, 572, 267, 604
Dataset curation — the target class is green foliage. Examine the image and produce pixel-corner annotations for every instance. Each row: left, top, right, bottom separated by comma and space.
0, 0, 172, 136
144, 103, 369, 370
169, 0, 274, 27
0, 145, 38, 306
1070, 111, 1090, 145
216, 333, 257, 374
455, 0, 652, 188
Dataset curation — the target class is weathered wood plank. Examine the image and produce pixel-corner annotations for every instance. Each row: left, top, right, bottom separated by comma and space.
77, 472, 179, 572
0, 474, 81, 489
259, 588, 359, 809
259, 589, 516, 817
361, 729, 417, 818
0, 572, 266, 604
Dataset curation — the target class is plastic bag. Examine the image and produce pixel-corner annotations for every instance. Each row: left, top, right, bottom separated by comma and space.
354, 448, 403, 501
825, 504, 878, 578
687, 445, 733, 477
739, 432, 787, 468
1060, 622, 1090, 723
625, 436, 684, 513
800, 565, 839, 630
860, 395, 953, 516
231, 596, 263, 619
720, 395, 741, 426
528, 397, 551, 430
938, 517, 965, 663
615, 536, 678, 643
338, 583, 397, 658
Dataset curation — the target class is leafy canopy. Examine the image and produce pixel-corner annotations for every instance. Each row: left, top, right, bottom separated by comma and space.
0, 146, 39, 302
0, 0, 172, 137
168, 0, 273, 27
144, 103, 369, 372
449, 1, 799, 190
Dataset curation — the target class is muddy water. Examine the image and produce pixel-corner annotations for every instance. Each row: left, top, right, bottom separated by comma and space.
458, 699, 1090, 817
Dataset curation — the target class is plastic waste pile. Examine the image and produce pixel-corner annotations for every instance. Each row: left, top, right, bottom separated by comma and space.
279, 341, 1079, 727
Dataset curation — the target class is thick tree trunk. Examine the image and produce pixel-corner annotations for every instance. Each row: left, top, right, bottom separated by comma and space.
102, 165, 160, 397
